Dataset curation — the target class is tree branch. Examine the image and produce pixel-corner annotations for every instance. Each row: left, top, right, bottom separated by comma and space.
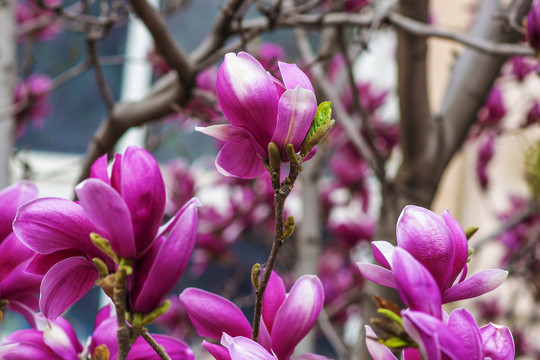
438, 0, 532, 174
128, 0, 194, 87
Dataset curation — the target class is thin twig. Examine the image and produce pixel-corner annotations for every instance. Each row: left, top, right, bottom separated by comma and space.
114, 266, 132, 360
141, 331, 173, 360
252, 158, 303, 341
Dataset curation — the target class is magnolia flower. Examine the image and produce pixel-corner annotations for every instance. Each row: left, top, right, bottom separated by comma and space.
197, 52, 317, 178
357, 206, 507, 303
477, 86, 506, 128
13, 74, 53, 137
219, 334, 332, 360
180, 272, 324, 360
527, 0, 540, 51
476, 131, 496, 190
0, 181, 42, 327
366, 308, 514, 360
0, 316, 83, 360
14, 146, 199, 319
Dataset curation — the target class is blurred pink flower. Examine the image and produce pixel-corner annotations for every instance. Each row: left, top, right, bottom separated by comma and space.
13, 74, 53, 137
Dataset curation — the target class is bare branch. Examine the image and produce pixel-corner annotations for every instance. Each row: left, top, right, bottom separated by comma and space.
128, 0, 194, 86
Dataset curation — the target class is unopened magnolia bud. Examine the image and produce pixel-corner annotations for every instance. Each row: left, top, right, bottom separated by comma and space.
92, 258, 109, 279
268, 142, 282, 171
301, 119, 335, 158
286, 144, 298, 164
92, 344, 111, 360
282, 215, 295, 241
465, 226, 479, 240
251, 263, 261, 289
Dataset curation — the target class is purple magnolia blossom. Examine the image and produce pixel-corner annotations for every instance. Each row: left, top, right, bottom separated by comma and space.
0, 181, 42, 327
366, 308, 514, 360
13, 146, 199, 319
13, 74, 53, 137
357, 206, 508, 304
249, 42, 286, 76
219, 334, 332, 360
88, 305, 195, 360
180, 272, 324, 360
0, 316, 83, 360
507, 57, 539, 82
477, 86, 506, 129
197, 52, 317, 178
476, 131, 496, 190
524, 101, 540, 127
16, 0, 61, 42
527, 0, 540, 51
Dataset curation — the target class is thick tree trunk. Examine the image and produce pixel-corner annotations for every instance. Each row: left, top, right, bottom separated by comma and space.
0, 0, 15, 188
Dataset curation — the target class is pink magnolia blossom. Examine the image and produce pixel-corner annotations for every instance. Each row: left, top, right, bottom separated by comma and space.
0, 316, 83, 360
524, 101, 540, 127
0, 181, 42, 327
357, 206, 508, 304
527, 0, 540, 51
366, 309, 514, 360
13, 146, 199, 319
477, 86, 506, 129
13, 74, 53, 137
197, 52, 317, 178
476, 131, 496, 190
180, 272, 324, 360
16, 0, 61, 42
507, 57, 540, 82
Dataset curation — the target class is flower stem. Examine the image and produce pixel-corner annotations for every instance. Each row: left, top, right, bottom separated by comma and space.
252, 156, 303, 342
115, 263, 133, 360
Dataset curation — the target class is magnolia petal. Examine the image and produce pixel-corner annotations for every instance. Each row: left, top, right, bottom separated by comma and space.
278, 62, 315, 93
216, 141, 266, 179
180, 288, 252, 340
402, 310, 470, 360
13, 198, 97, 256
0, 232, 37, 280
25, 249, 87, 275
403, 348, 422, 360
43, 318, 81, 360
224, 336, 276, 360
196, 124, 266, 157
40, 257, 98, 320
76, 178, 136, 258
89, 154, 109, 183
120, 146, 166, 254
356, 262, 397, 289
441, 210, 468, 286
203, 341, 232, 360
447, 308, 483, 360
217, 52, 279, 147
262, 271, 286, 333
441, 270, 508, 303
392, 248, 442, 318
271, 86, 316, 153
89, 316, 118, 358
0, 260, 42, 301
0, 340, 59, 359
402, 311, 442, 360
8, 299, 40, 329
480, 323, 515, 360
271, 275, 324, 360
157, 198, 201, 238
131, 201, 198, 313
396, 205, 454, 291
371, 241, 395, 269
364, 326, 398, 360
0, 181, 38, 240
128, 335, 195, 360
